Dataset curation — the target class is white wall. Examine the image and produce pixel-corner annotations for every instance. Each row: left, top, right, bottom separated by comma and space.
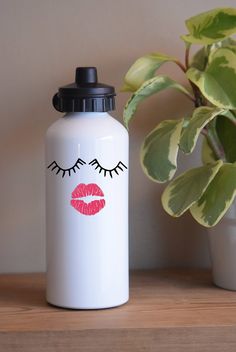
0, 0, 234, 272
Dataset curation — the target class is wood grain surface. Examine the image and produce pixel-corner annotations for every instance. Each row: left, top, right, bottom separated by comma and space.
1, 269, 236, 351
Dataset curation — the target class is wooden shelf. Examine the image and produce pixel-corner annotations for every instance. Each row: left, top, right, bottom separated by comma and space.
1, 269, 236, 351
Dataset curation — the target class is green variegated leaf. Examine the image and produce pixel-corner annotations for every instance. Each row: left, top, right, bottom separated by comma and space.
182, 116, 191, 128
219, 37, 236, 46
210, 37, 236, 55
227, 45, 236, 54
211, 37, 236, 50
180, 107, 224, 154
201, 137, 217, 164
190, 163, 236, 227
141, 119, 184, 183
123, 76, 192, 128
190, 47, 208, 70
161, 160, 222, 217
182, 8, 236, 44
192, 38, 236, 71
122, 53, 177, 92
216, 113, 236, 162
187, 48, 236, 109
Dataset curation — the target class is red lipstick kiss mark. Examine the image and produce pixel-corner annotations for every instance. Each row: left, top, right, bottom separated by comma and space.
70, 183, 105, 216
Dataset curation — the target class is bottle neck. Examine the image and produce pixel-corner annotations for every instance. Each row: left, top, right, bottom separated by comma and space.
63, 112, 111, 119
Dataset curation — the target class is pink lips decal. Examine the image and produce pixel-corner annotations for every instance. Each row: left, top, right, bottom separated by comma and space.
70, 183, 105, 216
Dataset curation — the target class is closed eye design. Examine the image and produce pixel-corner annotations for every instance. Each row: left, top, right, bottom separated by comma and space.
47, 158, 86, 178
89, 159, 127, 178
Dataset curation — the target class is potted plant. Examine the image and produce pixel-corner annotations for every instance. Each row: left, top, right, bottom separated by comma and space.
122, 8, 236, 290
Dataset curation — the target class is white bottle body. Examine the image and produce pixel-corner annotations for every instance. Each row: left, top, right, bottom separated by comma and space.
45, 112, 129, 309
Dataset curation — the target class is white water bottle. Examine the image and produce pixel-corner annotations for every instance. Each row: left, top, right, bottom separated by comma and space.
45, 67, 129, 309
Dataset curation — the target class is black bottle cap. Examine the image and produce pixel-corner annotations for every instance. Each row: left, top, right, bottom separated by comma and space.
53, 67, 116, 113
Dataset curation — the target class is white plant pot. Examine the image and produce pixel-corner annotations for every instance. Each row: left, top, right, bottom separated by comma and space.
208, 202, 236, 290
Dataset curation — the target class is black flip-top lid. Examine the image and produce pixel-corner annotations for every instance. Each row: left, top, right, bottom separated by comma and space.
53, 67, 116, 112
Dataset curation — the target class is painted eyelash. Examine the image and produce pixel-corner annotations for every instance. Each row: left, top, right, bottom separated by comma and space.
47, 158, 86, 178
89, 159, 127, 178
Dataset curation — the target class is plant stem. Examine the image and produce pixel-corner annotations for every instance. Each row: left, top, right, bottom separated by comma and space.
174, 60, 186, 73
174, 47, 203, 106
185, 44, 191, 69
173, 59, 196, 103
183, 43, 204, 107
183, 92, 196, 103
191, 84, 203, 107
201, 127, 226, 161
183, 43, 225, 161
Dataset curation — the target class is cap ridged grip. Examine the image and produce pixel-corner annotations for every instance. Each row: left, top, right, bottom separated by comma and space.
53, 94, 115, 113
